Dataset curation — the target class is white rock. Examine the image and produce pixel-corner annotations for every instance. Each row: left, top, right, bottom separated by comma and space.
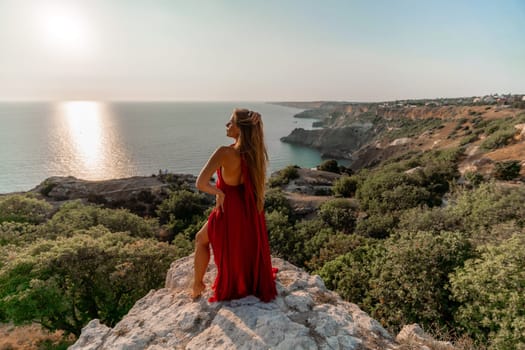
389, 137, 411, 146
71, 256, 399, 350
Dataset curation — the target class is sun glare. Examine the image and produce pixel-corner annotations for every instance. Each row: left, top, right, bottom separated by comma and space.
35, 4, 94, 56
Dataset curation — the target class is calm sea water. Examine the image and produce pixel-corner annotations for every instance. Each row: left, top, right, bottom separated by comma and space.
0, 101, 326, 193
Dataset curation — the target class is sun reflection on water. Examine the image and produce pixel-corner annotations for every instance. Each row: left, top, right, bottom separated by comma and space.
62, 101, 103, 167
52, 101, 134, 180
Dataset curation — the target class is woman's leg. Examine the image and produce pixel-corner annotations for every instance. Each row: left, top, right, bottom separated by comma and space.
192, 222, 209, 298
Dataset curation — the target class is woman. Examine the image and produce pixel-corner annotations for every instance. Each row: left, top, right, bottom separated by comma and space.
192, 108, 277, 302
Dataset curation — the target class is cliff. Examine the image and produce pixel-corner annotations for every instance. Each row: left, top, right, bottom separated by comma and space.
69, 256, 453, 350
69, 255, 444, 350
280, 102, 525, 174
281, 124, 375, 159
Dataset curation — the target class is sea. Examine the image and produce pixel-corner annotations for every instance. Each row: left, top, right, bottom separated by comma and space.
0, 101, 327, 194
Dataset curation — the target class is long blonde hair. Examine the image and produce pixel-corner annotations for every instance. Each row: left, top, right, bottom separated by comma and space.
233, 108, 268, 212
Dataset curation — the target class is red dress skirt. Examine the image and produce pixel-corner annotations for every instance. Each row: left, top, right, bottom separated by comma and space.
207, 158, 277, 302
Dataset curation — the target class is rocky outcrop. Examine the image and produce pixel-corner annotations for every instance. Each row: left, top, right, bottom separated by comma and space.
515, 123, 525, 140
70, 256, 403, 350
281, 125, 375, 159
279, 168, 341, 195
30, 174, 197, 217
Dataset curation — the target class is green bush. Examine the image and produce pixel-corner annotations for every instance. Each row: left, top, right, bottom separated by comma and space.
357, 171, 432, 214
317, 237, 383, 306
0, 222, 40, 246
356, 148, 459, 214
318, 159, 340, 173
307, 233, 369, 271
264, 188, 293, 218
0, 194, 53, 224
268, 218, 335, 267
318, 199, 357, 233
0, 227, 179, 336
44, 201, 159, 239
450, 235, 525, 349
480, 127, 516, 150
156, 190, 210, 239
493, 160, 521, 180
293, 219, 335, 267
268, 165, 300, 187
397, 206, 461, 234
369, 231, 473, 332
464, 171, 484, 187
332, 176, 358, 197
354, 213, 396, 239
459, 134, 478, 146
266, 210, 295, 260
450, 182, 525, 235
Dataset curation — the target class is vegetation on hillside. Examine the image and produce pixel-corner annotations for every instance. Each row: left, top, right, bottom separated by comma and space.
1, 106, 524, 348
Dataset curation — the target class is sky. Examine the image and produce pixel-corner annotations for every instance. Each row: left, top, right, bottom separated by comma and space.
0, 0, 524, 102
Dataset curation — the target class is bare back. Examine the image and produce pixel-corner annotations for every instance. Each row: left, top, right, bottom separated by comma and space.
220, 146, 243, 186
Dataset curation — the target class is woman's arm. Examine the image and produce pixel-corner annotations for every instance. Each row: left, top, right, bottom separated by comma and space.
196, 147, 227, 211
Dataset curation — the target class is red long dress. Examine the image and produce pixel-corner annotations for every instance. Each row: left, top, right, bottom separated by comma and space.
207, 158, 277, 302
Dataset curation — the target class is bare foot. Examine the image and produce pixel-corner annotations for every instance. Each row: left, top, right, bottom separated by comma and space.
191, 281, 205, 300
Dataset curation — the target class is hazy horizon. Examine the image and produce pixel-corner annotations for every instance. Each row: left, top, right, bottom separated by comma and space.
1, 0, 524, 102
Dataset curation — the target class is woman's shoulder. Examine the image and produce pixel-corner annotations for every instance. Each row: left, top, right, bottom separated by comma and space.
215, 145, 240, 157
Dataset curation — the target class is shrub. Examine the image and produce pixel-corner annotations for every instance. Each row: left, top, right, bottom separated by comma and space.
332, 176, 358, 197
450, 182, 525, 235
480, 127, 516, 150
397, 206, 461, 234
0, 194, 53, 224
354, 213, 396, 239
264, 188, 293, 218
267, 211, 339, 268
493, 160, 521, 180
318, 199, 357, 233
370, 231, 473, 332
0, 227, 179, 336
268, 165, 300, 187
450, 235, 525, 349
318, 159, 340, 173
266, 210, 295, 260
356, 148, 461, 215
459, 134, 478, 146
307, 233, 369, 271
317, 237, 383, 306
464, 171, 484, 187
292, 219, 335, 267
155, 190, 210, 239
0, 222, 40, 246
357, 171, 432, 214
44, 201, 159, 239
39, 179, 57, 197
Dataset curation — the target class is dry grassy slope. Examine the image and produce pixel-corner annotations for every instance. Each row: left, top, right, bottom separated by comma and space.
0, 323, 73, 350
341, 105, 525, 176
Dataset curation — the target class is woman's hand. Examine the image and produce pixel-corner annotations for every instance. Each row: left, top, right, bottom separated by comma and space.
215, 190, 225, 212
